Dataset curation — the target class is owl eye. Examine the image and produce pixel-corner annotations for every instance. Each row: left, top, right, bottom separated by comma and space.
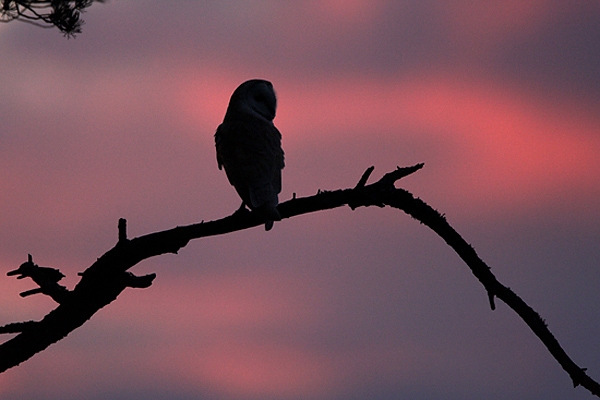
254, 93, 268, 103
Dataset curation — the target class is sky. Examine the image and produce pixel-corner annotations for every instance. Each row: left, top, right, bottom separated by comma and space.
0, 1, 599, 399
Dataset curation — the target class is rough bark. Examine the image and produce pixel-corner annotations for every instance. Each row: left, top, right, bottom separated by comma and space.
1, 164, 598, 397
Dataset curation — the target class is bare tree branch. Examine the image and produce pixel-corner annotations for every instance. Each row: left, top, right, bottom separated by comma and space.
1, 163, 598, 397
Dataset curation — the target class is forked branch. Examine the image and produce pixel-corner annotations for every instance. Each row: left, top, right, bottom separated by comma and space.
1, 163, 598, 397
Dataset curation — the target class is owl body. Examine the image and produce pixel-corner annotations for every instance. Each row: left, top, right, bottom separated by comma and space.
215, 80, 284, 230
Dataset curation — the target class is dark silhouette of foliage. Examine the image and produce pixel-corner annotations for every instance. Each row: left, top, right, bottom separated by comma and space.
0, 0, 103, 37
0, 164, 599, 397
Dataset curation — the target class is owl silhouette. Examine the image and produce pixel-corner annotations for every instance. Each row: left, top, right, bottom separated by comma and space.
215, 79, 285, 230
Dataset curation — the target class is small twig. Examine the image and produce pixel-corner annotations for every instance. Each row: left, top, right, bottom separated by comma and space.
0, 321, 37, 334
354, 166, 375, 189
6, 254, 70, 303
124, 272, 156, 289
118, 218, 127, 243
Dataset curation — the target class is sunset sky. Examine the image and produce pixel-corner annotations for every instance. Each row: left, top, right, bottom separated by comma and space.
1, 1, 600, 399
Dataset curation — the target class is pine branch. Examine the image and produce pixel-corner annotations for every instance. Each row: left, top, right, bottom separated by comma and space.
0, 0, 103, 37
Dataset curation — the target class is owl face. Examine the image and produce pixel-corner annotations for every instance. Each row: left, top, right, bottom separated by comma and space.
224, 79, 277, 122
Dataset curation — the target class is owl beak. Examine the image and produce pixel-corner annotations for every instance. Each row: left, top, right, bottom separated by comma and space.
255, 103, 276, 120
266, 104, 276, 119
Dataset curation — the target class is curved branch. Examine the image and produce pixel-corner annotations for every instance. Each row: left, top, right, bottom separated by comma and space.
0, 163, 598, 398
377, 186, 600, 396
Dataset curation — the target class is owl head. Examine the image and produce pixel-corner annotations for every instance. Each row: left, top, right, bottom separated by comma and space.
224, 79, 277, 122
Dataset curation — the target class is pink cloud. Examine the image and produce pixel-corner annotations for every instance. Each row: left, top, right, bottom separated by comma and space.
442, 1, 559, 50
262, 73, 600, 218
1, 3, 599, 400
190, 341, 336, 399
174, 68, 600, 222
0, 272, 338, 398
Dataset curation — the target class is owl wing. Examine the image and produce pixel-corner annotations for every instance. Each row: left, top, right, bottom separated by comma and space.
215, 119, 284, 210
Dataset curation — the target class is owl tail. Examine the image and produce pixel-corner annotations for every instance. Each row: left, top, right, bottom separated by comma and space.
265, 220, 274, 231
256, 204, 281, 231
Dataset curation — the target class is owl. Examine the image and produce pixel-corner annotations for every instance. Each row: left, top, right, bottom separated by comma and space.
215, 79, 285, 231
